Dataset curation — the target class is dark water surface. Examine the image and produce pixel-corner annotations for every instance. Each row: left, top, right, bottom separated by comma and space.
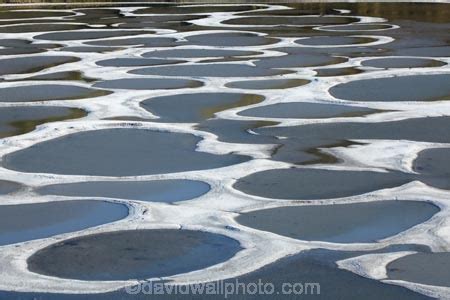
0, 2, 448, 299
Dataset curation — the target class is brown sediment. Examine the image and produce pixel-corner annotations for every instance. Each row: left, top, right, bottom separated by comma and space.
314, 67, 364, 77
1, 107, 87, 138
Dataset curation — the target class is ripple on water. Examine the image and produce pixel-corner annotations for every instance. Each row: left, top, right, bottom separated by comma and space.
0, 200, 128, 246
36, 180, 210, 203
233, 168, 412, 200
0, 106, 87, 138
141, 93, 264, 123
329, 74, 450, 102
27, 229, 241, 280
237, 201, 438, 243
3, 129, 249, 176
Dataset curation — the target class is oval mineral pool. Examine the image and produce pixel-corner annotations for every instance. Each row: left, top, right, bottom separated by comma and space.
320, 24, 394, 31
27, 229, 241, 280
0, 56, 79, 76
295, 36, 376, 46
0, 39, 57, 56
0, 85, 111, 102
134, 5, 262, 14
6, 249, 428, 299
395, 46, 450, 57
225, 79, 310, 90
238, 102, 376, 119
95, 58, 184, 67
196, 119, 278, 145
413, 148, 450, 177
60, 46, 123, 53
184, 32, 278, 47
0, 106, 86, 138
0, 200, 128, 246
314, 67, 364, 77
254, 53, 346, 68
329, 74, 450, 102
36, 180, 210, 203
94, 78, 203, 90
19, 71, 95, 82
236, 200, 438, 243
86, 37, 177, 47
223, 16, 359, 26
3, 129, 249, 176
142, 49, 259, 59
413, 148, 450, 190
0, 24, 87, 33
233, 168, 412, 200
34, 30, 152, 41
361, 57, 446, 68
141, 93, 264, 123
387, 253, 450, 287
116, 14, 206, 29
129, 64, 292, 77
226, 250, 429, 300
0, 10, 75, 19
255, 116, 450, 144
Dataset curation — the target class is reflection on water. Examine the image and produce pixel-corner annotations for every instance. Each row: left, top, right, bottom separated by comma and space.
1, 2, 448, 25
